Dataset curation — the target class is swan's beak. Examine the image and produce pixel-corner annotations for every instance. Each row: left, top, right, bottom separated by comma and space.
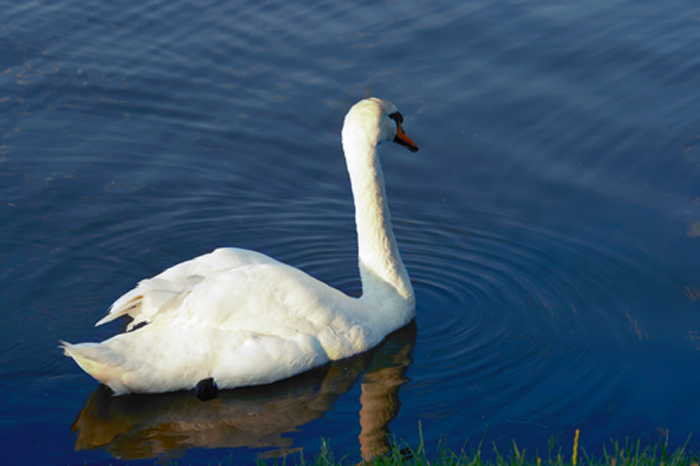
394, 124, 419, 153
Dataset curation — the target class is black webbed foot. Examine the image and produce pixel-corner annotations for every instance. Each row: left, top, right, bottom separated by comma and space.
195, 377, 218, 401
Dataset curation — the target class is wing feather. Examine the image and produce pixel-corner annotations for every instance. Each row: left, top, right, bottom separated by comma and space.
95, 248, 279, 329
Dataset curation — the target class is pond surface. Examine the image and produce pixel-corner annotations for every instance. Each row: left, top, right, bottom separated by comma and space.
2, 0, 700, 464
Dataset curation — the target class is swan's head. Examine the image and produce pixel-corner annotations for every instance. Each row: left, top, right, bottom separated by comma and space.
342, 98, 419, 153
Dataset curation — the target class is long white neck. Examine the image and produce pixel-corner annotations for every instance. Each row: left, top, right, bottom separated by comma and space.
342, 135, 414, 311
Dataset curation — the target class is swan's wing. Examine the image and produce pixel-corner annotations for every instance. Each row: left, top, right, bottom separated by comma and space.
167, 261, 371, 339
99, 251, 375, 358
95, 248, 279, 330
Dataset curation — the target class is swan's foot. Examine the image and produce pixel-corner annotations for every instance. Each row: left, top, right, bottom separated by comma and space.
195, 377, 218, 401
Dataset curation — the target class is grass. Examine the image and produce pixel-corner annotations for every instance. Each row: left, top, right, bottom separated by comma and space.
256, 430, 700, 466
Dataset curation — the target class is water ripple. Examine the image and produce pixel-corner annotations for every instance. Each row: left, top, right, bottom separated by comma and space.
382, 197, 660, 436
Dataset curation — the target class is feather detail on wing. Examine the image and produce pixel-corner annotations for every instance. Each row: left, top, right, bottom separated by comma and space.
95, 247, 280, 330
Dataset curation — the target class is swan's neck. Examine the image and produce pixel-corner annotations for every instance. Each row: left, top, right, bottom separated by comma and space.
343, 138, 414, 310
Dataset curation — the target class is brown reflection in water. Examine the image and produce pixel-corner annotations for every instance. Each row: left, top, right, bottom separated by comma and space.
71, 321, 416, 462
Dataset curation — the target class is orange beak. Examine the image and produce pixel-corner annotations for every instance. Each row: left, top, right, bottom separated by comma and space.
394, 123, 419, 152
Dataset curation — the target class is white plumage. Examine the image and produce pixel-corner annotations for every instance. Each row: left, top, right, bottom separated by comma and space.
61, 97, 419, 395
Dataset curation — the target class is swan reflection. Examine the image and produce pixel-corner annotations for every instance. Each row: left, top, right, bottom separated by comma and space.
71, 322, 416, 462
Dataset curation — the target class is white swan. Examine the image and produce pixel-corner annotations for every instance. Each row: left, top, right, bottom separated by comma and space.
61, 97, 419, 395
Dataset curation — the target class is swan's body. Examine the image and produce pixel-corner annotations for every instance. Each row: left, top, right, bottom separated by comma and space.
61, 97, 419, 395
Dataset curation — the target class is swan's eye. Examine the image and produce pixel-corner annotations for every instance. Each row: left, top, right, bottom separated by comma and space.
389, 112, 404, 124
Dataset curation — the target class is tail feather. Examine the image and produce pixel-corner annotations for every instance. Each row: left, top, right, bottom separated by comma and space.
60, 341, 131, 395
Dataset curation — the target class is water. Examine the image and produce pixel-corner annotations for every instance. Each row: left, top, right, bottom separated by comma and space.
2, 0, 700, 464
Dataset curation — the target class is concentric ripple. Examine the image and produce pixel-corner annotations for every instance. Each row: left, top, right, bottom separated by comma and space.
381, 196, 664, 446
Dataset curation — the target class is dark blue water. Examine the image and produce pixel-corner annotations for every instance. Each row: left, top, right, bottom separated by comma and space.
2, 0, 700, 464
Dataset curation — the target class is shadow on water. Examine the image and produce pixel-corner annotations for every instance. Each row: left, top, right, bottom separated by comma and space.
70, 321, 417, 462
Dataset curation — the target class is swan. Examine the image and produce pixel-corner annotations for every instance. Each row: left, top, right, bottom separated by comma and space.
61, 97, 419, 395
